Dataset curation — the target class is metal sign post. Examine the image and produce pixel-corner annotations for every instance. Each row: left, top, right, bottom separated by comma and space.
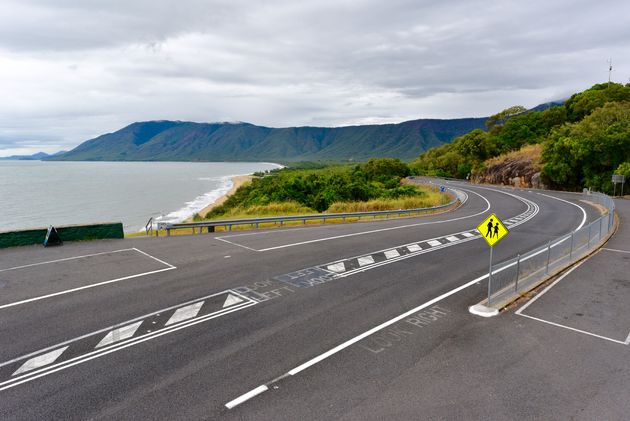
476, 213, 509, 305
612, 174, 625, 197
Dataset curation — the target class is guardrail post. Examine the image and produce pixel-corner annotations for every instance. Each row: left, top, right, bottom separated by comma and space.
545, 240, 551, 274
514, 254, 520, 293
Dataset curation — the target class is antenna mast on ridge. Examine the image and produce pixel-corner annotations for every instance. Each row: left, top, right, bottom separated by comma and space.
608, 58, 613, 84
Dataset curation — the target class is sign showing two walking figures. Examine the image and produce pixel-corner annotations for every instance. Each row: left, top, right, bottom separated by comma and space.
476, 213, 509, 305
477, 213, 509, 247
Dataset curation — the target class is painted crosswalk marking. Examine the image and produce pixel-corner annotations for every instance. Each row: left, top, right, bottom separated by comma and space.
223, 294, 244, 308
461, 232, 475, 238
97, 321, 143, 348
446, 236, 459, 242
358, 256, 375, 266
13, 347, 68, 376
384, 249, 400, 259
166, 302, 204, 326
407, 244, 422, 252
1, 290, 256, 392
427, 240, 442, 247
327, 263, 346, 273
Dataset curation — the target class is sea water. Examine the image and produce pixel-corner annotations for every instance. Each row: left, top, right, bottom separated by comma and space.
0, 161, 280, 232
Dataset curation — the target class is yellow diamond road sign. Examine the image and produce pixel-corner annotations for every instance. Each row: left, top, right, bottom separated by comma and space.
477, 213, 509, 247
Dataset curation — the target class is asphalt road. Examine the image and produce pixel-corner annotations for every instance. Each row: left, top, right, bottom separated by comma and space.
0, 182, 617, 420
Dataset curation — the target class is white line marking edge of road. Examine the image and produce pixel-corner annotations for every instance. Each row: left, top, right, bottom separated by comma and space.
225, 270, 490, 409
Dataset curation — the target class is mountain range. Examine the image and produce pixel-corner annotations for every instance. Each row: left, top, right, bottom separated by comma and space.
50, 118, 488, 162
0, 151, 66, 160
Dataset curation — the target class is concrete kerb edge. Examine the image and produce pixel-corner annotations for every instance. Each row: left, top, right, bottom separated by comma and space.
468, 208, 619, 317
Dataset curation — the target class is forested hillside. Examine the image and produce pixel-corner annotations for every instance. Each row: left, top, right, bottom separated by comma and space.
411, 83, 630, 193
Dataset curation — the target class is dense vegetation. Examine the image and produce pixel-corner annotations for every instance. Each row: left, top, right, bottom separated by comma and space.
200, 158, 447, 219
410, 83, 630, 193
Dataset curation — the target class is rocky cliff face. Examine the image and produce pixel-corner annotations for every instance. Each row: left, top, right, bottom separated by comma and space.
472, 145, 546, 189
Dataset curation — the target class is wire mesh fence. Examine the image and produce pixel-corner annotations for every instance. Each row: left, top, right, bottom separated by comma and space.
487, 192, 615, 306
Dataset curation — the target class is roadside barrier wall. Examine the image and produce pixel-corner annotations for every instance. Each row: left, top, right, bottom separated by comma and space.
0, 223, 124, 248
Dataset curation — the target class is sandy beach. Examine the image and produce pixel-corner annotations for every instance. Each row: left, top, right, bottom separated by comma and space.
187, 174, 253, 221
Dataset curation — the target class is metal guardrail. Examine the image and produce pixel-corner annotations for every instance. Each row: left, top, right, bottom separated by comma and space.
157, 189, 462, 236
486, 191, 615, 307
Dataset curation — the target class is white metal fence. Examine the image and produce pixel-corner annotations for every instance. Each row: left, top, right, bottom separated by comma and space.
487, 192, 615, 306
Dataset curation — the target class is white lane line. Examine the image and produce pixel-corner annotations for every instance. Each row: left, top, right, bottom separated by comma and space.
234, 187, 492, 252
327, 263, 346, 273
225, 385, 269, 409
132, 248, 176, 269
407, 244, 421, 252
0, 248, 135, 272
602, 248, 630, 254
166, 302, 204, 326
13, 347, 68, 376
214, 237, 261, 251
461, 232, 475, 238
0, 267, 176, 310
427, 240, 442, 247
384, 249, 400, 259
446, 236, 459, 242
96, 321, 143, 348
223, 294, 244, 308
516, 313, 629, 345
357, 256, 375, 267
537, 192, 588, 230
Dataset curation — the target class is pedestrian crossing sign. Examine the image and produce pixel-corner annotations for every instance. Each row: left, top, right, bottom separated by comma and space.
477, 213, 509, 247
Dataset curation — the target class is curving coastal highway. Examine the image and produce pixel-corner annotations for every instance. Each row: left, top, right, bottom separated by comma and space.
0, 181, 624, 420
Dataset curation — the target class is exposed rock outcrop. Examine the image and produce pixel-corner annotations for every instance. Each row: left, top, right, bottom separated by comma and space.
472, 145, 545, 189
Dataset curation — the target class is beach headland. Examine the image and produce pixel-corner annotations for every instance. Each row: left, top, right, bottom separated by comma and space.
187, 174, 253, 221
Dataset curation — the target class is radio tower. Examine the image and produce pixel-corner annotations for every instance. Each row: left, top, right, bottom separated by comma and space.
608, 58, 613, 85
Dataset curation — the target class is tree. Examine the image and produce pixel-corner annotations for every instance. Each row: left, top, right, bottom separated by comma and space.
486, 105, 528, 132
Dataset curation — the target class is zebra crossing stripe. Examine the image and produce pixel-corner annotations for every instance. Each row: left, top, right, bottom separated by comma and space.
96, 321, 143, 348
166, 302, 204, 326
407, 244, 422, 252
327, 263, 346, 273
427, 240, 442, 247
0, 290, 256, 392
358, 256, 375, 266
13, 347, 68, 376
446, 236, 459, 242
384, 249, 400, 259
461, 232, 475, 238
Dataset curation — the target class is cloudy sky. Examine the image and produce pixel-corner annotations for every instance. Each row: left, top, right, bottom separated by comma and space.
1, 0, 629, 156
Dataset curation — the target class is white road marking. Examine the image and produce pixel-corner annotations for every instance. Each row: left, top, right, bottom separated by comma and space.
516, 256, 628, 345
446, 236, 459, 242
221, 187, 492, 252
0, 267, 176, 310
384, 249, 400, 259
223, 294, 244, 308
96, 321, 143, 348
166, 302, 204, 326
0, 248, 177, 310
602, 248, 630, 254
427, 240, 442, 247
327, 263, 346, 273
0, 248, 135, 273
537, 192, 588, 230
132, 248, 176, 269
0, 300, 257, 392
406, 244, 421, 252
13, 347, 68, 376
358, 256, 375, 266
461, 232, 475, 238
225, 385, 269, 409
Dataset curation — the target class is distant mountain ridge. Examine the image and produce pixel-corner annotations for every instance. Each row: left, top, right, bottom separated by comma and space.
51, 118, 488, 162
0, 151, 66, 160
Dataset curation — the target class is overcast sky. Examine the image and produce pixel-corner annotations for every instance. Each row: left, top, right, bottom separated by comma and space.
1, 0, 629, 156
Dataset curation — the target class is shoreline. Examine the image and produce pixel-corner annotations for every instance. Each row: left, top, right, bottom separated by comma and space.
185, 174, 253, 221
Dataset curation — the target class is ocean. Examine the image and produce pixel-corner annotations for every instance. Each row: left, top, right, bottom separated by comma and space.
0, 161, 281, 233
